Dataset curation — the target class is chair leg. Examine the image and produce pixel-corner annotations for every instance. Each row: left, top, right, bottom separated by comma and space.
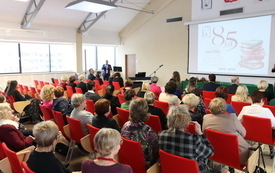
64, 140, 75, 164
269, 145, 274, 159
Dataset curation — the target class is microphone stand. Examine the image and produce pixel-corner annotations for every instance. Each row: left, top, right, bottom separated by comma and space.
149, 65, 163, 77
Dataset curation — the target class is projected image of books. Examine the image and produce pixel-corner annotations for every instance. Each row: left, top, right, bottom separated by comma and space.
239, 40, 265, 70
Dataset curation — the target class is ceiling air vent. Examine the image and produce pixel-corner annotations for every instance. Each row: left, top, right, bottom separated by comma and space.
220, 7, 243, 16
166, 17, 182, 23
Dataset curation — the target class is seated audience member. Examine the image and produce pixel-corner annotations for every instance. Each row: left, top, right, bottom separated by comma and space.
85, 81, 101, 102
0, 103, 34, 152
27, 121, 80, 173
40, 85, 55, 109
59, 75, 68, 90
188, 87, 206, 115
77, 75, 88, 94
231, 85, 252, 103
203, 98, 250, 165
70, 93, 94, 135
82, 128, 133, 173
121, 89, 135, 110
159, 81, 181, 105
226, 76, 239, 94
108, 73, 115, 82
202, 74, 220, 91
169, 71, 182, 95
137, 82, 150, 98
52, 86, 73, 116
184, 77, 197, 94
103, 84, 120, 115
257, 80, 273, 102
95, 71, 103, 85
87, 68, 96, 80
144, 91, 167, 130
150, 76, 162, 97
158, 105, 213, 173
6, 80, 41, 122
121, 99, 158, 169
238, 91, 275, 128
215, 86, 236, 114
113, 72, 124, 87
92, 99, 120, 131
182, 93, 203, 126
67, 75, 77, 93
122, 79, 133, 93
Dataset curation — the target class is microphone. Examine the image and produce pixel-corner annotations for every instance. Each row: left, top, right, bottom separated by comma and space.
159, 64, 163, 67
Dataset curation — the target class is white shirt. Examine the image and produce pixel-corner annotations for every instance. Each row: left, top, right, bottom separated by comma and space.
159, 93, 180, 105
238, 104, 275, 128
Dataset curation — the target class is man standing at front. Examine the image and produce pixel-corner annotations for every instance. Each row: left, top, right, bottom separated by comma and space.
102, 60, 112, 80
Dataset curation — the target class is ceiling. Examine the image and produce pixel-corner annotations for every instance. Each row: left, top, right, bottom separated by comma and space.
0, 0, 152, 33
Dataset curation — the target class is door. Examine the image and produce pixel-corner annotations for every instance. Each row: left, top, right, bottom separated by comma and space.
125, 54, 136, 78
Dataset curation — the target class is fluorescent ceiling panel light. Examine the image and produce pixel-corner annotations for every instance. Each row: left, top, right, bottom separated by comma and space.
15, 0, 30, 2
65, 0, 117, 13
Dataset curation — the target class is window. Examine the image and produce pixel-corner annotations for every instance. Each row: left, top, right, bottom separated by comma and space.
50, 44, 74, 72
0, 42, 20, 73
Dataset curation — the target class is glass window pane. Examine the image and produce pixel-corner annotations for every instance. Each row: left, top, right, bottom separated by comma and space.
97, 46, 115, 71
50, 44, 74, 72
20, 43, 50, 73
83, 45, 96, 71
0, 42, 20, 73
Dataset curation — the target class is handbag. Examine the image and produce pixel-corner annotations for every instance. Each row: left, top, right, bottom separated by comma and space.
253, 145, 267, 173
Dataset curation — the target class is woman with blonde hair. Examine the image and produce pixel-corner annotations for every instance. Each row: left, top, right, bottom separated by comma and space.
257, 80, 273, 102
137, 82, 150, 98
0, 103, 34, 152
59, 75, 68, 90
82, 128, 133, 173
40, 85, 55, 109
182, 93, 203, 125
158, 105, 213, 173
231, 85, 252, 103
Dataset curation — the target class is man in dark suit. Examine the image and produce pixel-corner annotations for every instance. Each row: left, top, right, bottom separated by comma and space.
102, 60, 112, 80
87, 68, 96, 80
202, 74, 220, 91
84, 81, 101, 102
227, 76, 239, 94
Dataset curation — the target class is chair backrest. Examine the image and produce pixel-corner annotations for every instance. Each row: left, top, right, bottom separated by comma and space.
112, 82, 121, 91
86, 124, 100, 151
75, 87, 83, 94
144, 115, 162, 133
103, 80, 110, 85
86, 99, 95, 114
94, 80, 101, 92
33, 80, 39, 88
226, 94, 234, 104
18, 84, 24, 95
21, 162, 35, 173
203, 98, 212, 109
53, 78, 59, 85
65, 86, 74, 98
159, 149, 199, 173
23, 86, 29, 95
154, 100, 169, 115
205, 129, 244, 170
117, 94, 127, 104
186, 123, 196, 134
6, 95, 16, 110
39, 81, 45, 88
66, 116, 85, 143
52, 110, 68, 139
263, 105, 275, 116
100, 85, 107, 96
39, 104, 54, 121
116, 107, 130, 127
119, 137, 146, 173
0, 142, 6, 160
242, 115, 274, 145
30, 87, 37, 98
2, 142, 24, 173
231, 101, 251, 115
202, 90, 215, 99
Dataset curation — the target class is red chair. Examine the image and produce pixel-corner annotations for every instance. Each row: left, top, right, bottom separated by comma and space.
159, 149, 199, 173
54, 78, 59, 85
205, 129, 247, 170
117, 94, 127, 104
39, 81, 45, 88
86, 100, 95, 114
21, 162, 35, 173
65, 116, 85, 163
103, 80, 110, 85
6, 95, 16, 110
75, 87, 83, 94
23, 85, 30, 95
86, 124, 100, 151
202, 90, 215, 99
18, 84, 24, 95
2, 142, 24, 173
263, 105, 275, 116
116, 107, 130, 127
52, 110, 68, 140
231, 101, 251, 115
119, 137, 147, 173
203, 98, 212, 109
30, 87, 37, 98
144, 115, 162, 133
100, 85, 107, 96
112, 82, 121, 91
226, 94, 233, 104
94, 80, 101, 93
39, 104, 54, 121
186, 123, 196, 134
154, 100, 169, 115
66, 86, 74, 98
34, 80, 39, 88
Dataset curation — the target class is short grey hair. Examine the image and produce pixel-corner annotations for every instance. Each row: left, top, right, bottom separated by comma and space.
231, 76, 239, 84
151, 76, 159, 83
144, 91, 155, 104
167, 105, 190, 131
71, 93, 86, 108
